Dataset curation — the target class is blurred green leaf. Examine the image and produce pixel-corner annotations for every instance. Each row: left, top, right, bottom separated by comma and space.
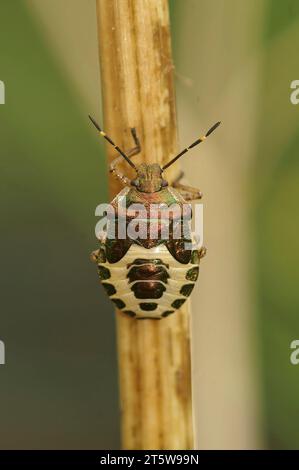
0, 0, 118, 449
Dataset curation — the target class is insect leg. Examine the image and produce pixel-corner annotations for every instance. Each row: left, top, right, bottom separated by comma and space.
171, 170, 184, 186
90, 249, 100, 263
126, 127, 141, 157
199, 246, 207, 259
172, 181, 203, 201
110, 128, 141, 185
110, 157, 131, 185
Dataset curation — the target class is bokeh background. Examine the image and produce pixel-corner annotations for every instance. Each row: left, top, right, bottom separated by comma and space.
0, 0, 299, 449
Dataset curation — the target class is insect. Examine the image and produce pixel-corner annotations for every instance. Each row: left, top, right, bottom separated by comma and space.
90, 115, 220, 319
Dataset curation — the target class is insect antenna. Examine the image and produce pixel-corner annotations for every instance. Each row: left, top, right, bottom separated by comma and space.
162, 121, 221, 171
88, 115, 137, 171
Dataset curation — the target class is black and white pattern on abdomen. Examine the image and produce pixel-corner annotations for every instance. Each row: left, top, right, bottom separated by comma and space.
97, 244, 200, 319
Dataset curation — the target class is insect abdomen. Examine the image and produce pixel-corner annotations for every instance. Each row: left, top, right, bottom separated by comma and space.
97, 244, 200, 319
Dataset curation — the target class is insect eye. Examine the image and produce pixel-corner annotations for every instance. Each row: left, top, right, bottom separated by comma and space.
161, 180, 168, 187
131, 179, 139, 187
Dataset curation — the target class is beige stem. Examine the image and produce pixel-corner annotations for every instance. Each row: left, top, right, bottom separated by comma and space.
96, 0, 194, 450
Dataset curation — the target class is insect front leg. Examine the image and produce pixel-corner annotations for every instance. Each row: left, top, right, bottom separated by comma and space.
126, 127, 141, 158
173, 182, 203, 201
110, 128, 141, 185
171, 170, 184, 186
171, 171, 202, 201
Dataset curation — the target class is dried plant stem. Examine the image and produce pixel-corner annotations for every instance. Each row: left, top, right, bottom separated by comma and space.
96, 0, 194, 450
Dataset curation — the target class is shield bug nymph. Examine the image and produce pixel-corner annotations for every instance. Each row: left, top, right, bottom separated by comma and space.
89, 115, 220, 319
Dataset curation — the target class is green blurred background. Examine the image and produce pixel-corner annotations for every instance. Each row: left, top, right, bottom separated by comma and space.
0, 0, 299, 449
